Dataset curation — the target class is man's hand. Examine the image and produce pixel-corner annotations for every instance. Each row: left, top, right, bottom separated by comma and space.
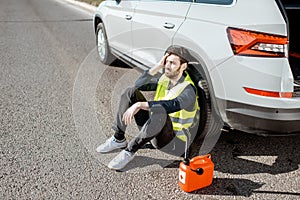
122, 102, 150, 125
148, 53, 169, 76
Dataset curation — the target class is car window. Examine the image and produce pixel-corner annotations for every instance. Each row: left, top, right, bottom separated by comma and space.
194, 0, 233, 5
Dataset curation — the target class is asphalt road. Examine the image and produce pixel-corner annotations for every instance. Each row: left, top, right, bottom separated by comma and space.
0, 0, 299, 199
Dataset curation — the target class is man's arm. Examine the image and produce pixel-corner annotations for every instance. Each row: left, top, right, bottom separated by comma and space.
134, 53, 169, 91
148, 53, 169, 76
122, 102, 149, 125
122, 84, 196, 125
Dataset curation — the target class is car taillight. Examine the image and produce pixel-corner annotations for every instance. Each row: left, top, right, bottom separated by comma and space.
227, 27, 288, 57
244, 87, 293, 98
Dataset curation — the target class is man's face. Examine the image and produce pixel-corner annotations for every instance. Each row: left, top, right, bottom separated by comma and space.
164, 54, 184, 79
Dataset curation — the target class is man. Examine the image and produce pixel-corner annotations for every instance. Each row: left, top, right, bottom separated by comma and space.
96, 46, 199, 170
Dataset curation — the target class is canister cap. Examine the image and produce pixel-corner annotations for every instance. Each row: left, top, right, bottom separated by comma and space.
189, 154, 213, 170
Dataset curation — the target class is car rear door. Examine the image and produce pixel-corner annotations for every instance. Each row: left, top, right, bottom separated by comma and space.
104, 0, 139, 58
131, 0, 192, 69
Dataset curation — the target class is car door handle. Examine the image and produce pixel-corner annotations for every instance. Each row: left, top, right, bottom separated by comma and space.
163, 22, 175, 29
125, 15, 132, 20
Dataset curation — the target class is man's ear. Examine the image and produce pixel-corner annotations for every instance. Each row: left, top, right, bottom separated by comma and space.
181, 63, 188, 70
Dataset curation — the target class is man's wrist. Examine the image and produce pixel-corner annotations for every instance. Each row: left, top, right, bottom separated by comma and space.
149, 64, 163, 76
136, 102, 141, 109
136, 102, 150, 110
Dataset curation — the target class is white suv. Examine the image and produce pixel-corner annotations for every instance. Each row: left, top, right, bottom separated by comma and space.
93, 0, 300, 138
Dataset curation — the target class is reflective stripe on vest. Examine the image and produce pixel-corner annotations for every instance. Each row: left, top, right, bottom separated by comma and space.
154, 72, 199, 141
175, 130, 191, 142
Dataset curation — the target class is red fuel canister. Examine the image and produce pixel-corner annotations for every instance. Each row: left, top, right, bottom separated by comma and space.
178, 154, 214, 193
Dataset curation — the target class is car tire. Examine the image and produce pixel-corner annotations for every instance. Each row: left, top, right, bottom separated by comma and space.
96, 23, 115, 65
187, 68, 224, 157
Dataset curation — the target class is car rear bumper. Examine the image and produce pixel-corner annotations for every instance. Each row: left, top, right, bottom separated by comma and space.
223, 99, 300, 135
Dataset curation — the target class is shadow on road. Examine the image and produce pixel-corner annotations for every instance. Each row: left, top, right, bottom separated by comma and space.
110, 59, 132, 69
191, 178, 300, 197
120, 130, 300, 197
189, 130, 300, 197
192, 178, 264, 197
212, 130, 300, 175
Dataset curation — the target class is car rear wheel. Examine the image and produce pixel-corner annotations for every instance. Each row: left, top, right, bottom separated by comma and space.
187, 67, 224, 157
96, 23, 115, 65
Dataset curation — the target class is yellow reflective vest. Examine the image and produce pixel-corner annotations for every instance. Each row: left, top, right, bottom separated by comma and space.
154, 72, 199, 141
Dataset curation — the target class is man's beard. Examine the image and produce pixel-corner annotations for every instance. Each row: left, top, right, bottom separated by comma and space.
165, 67, 181, 79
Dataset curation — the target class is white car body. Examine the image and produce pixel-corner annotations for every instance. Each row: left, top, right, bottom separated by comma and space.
93, 0, 300, 135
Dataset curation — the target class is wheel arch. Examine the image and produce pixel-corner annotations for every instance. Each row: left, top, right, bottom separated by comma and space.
165, 44, 225, 154
93, 14, 103, 34
171, 45, 223, 120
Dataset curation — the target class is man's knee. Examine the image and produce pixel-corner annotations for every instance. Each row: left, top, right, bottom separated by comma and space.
121, 87, 146, 103
150, 104, 167, 116
120, 86, 136, 100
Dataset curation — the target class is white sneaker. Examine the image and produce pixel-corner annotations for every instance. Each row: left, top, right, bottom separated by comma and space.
108, 150, 135, 170
96, 136, 127, 153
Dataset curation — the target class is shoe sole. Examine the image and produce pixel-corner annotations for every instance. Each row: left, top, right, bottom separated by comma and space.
97, 143, 128, 153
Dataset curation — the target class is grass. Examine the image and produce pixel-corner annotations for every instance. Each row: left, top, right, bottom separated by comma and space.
75, 0, 104, 6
